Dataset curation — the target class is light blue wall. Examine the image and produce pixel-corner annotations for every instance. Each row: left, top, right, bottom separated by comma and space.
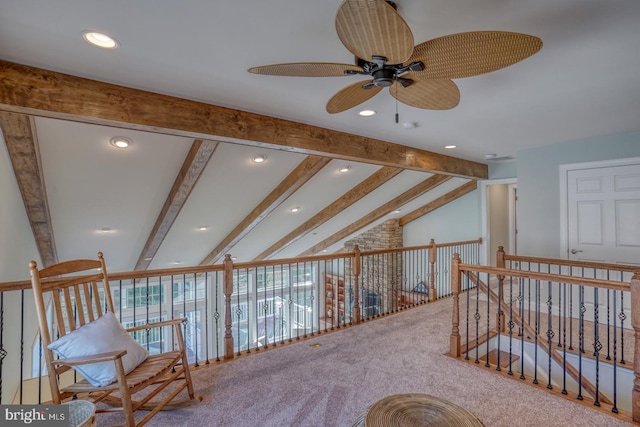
488, 161, 517, 180
517, 132, 640, 258
403, 190, 479, 246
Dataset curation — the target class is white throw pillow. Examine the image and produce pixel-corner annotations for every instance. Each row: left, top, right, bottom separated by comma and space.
48, 311, 149, 387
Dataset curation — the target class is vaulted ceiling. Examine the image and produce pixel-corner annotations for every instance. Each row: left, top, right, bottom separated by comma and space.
1, 0, 639, 275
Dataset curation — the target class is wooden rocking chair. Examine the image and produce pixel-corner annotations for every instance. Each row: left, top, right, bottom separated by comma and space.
30, 252, 202, 427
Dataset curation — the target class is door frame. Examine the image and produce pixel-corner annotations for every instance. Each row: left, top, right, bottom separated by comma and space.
479, 177, 517, 266
559, 156, 640, 259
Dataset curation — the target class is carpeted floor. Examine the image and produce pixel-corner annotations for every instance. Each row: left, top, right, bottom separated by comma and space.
99, 298, 634, 427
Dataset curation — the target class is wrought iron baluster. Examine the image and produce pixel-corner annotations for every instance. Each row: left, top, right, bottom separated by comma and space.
533, 280, 539, 385
507, 275, 515, 376
485, 272, 491, 368
577, 285, 585, 400
518, 277, 525, 380
562, 282, 567, 395
612, 289, 618, 413
593, 287, 601, 406
465, 272, 470, 361
546, 280, 554, 389
619, 291, 626, 364
474, 271, 480, 364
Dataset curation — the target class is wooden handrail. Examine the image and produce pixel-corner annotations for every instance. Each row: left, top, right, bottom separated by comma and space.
498, 246, 638, 274
458, 263, 629, 292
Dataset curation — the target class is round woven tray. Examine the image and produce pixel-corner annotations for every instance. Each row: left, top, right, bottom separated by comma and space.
360, 393, 485, 427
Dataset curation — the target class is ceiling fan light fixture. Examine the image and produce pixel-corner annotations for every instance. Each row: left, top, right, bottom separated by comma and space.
359, 109, 376, 117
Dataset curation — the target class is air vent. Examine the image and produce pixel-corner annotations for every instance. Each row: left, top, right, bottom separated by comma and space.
484, 154, 515, 161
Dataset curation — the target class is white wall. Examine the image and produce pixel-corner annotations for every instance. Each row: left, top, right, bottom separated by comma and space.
403, 190, 479, 246
517, 131, 640, 258
0, 136, 42, 403
0, 135, 41, 281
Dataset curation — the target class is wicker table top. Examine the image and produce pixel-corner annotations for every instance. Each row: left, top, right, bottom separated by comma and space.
353, 393, 485, 427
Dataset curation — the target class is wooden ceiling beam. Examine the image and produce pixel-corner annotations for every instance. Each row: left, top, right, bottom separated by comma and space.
399, 180, 478, 226
298, 174, 452, 256
200, 155, 331, 265
0, 112, 58, 266
134, 139, 219, 270
254, 166, 403, 260
0, 60, 487, 179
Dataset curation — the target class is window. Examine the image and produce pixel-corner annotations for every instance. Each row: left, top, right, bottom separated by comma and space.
114, 283, 164, 309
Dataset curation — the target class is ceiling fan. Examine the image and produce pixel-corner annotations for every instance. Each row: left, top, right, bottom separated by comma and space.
248, 0, 542, 116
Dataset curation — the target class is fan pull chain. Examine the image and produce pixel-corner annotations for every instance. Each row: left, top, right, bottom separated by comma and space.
395, 73, 399, 123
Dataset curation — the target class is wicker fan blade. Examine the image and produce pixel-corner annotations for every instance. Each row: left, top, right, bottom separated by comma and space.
336, 0, 414, 65
248, 63, 363, 77
326, 80, 382, 114
390, 78, 459, 110
409, 31, 542, 79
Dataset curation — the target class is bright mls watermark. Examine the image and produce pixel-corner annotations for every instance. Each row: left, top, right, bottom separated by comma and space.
1, 405, 68, 426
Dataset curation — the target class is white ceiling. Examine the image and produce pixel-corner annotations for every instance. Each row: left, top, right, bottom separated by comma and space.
1, 0, 639, 276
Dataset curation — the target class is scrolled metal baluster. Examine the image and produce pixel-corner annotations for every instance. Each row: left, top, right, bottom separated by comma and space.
577, 286, 585, 400
465, 272, 470, 361
519, 278, 525, 380
612, 290, 618, 414
508, 275, 515, 376
619, 292, 626, 364
562, 282, 568, 395
474, 271, 480, 364
546, 281, 554, 389
533, 280, 539, 385
593, 287, 601, 407
485, 272, 491, 368
606, 286, 611, 360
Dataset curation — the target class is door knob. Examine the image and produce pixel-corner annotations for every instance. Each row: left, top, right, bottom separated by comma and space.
570, 249, 583, 254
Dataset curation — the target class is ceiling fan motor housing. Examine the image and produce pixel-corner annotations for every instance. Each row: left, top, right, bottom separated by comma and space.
372, 68, 395, 87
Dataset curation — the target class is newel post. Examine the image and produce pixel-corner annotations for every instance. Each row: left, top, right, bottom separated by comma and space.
449, 253, 462, 357
353, 244, 361, 324
631, 271, 640, 422
223, 254, 235, 360
496, 246, 505, 269
429, 239, 437, 302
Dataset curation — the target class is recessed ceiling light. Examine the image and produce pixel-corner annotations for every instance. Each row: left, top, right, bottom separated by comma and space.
392, 209, 401, 214
144, 257, 153, 261
359, 109, 376, 117
198, 226, 208, 231
444, 145, 457, 149
99, 227, 113, 233
170, 261, 182, 265
110, 136, 131, 148
339, 165, 351, 173
252, 155, 267, 163
82, 31, 119, 49
290, 207, 300, 213
231, 257, 238, 261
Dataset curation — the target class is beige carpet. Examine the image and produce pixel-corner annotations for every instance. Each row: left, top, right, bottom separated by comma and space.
98, 298, 634, 427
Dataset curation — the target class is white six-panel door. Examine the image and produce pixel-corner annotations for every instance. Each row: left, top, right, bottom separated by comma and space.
566, 161, 640, 267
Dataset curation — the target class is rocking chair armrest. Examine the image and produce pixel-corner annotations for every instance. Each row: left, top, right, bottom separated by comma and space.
54, 350, 128, 367
125, 317, 187, 333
